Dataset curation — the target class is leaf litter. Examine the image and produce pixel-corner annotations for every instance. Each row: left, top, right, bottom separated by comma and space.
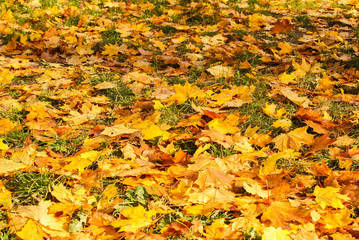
0, 0, 359, 239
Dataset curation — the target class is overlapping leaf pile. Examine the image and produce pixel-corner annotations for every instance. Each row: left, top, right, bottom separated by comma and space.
0, 0, 359, 239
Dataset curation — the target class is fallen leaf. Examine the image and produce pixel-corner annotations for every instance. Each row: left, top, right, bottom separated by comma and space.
314, 186, 350, 209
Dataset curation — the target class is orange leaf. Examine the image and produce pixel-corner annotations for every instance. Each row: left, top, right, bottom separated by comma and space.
271, 19, 294, 34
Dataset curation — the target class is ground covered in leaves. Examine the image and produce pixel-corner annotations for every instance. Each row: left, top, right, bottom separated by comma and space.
0, 0, 359, 239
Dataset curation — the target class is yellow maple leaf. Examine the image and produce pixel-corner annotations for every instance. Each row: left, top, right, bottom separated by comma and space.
0, 138, 8, 153
279, 72, 296, 84
141, 124, 170, 140
261, 150, 300, 175
100, 124, 139, 137
243, 181, 271, 199
0, 69, 15, 85
278, 42, 293, 55
262, 226, 291, 240
63, 151, 100, 174
0, 118, 17, 135
97, 184, 118, 211
1, 9, 14, 21
272, 119, 292, 128
0, 180, 11, 208
204, 218, 232, 239
248, 13, 266, 31
208, 113, 241, 134
292, 58, 311, 79
195, 168, 235, 190
110, 205, 157, 232
314, 186, 350, 209
102, 44, 120, 56
169, 81, 205, 104
172, 35, 187, 44
51, 183, 76, 203
16, 219, 46, 240
272, 126, 314, 151
0, 158, 26, 174
263, 103, 286, 118
188, 187, 235, 204
210, 88, 237, 106
279, 87, 311, 107
207, 65, 234, 78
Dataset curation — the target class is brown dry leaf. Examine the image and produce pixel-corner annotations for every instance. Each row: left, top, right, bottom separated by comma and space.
271, 19, 294, 34
333, 135, 356, 146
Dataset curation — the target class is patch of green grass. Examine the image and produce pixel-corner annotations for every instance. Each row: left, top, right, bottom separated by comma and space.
65, 15, 81, 27
187, 66, 204, 82
159, 100, 195, 126
208, 143, 236, 158
328, 101, 357, 120
349, 124, 359, 139
0, 33, 16, 45
0, 109, 28, 123
12, 76, 37, 85
7, 90, 22, 99
3, 129, 30, 149
37, 95, 64, 108
296, 73, 318, 91
176, 41, 191, 55
233, 50, 262, 69
201, 31, 217, 37
151, 212, 182, 234
40, 0, 57, 8
159, 105, 184, 126
351, 161, 359, 171
0, 229, 15, 240
236, 81, 275, 134
92, 26, 122, 52
185, 13, 219, 26
113, 185, 150, 215
99, 85, 135, 107
187, 209, 235, 226
175, 139, 197, 155
91, 72, 135, 107
233, 72, 254, 86
247, 0, 260, 10
158, 25, 177, 34
67, 0, 80, 7
283, 0, 318, 11
5, 170, 60, 206
46, 134, 86, 156
233, 29, 247, 40
296, 15, 313, 28
345, 55, 359, 69
166, 77, 187, 86
242, 228, 262, 240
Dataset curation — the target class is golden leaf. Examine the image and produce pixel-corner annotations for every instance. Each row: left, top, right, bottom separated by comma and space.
101, 124, 139, 137
272, 126, 314, 151
262, 226, 291, 240
314, 186, 350, 209
207, 65, 234, 78
110, 205, 157, 232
